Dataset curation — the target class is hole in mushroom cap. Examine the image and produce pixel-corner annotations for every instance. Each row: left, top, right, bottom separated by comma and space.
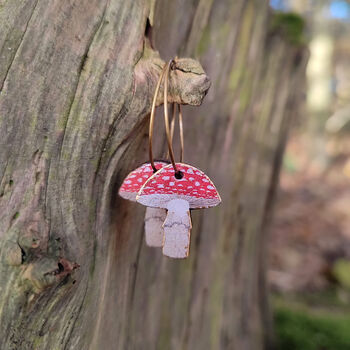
174, 170, 184, 180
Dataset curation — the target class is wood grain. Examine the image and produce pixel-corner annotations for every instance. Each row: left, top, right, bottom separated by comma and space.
0, 0, 307, 349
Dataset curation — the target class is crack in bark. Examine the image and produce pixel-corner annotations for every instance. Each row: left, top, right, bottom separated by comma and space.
0, 0, 40, 93
174, 66, 204, 76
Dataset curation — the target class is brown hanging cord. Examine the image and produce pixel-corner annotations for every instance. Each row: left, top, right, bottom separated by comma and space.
169, 103, 184, 163
149, 64, 167, 172
149, 59, 184, 173
163, 60, 178, 172
178, 103, 184, 163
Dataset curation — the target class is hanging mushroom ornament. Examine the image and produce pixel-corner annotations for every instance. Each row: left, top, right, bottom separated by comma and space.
137, 163, 221, 258
118, 161, 168, 247
118, 60, 184, 247
136, 60, 221, 258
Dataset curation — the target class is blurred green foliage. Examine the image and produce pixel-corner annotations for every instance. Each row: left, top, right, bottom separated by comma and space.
270, 12, 306, 45
275, 303, 350, 350
332, 259, 350, 290
283, 152, 298, 172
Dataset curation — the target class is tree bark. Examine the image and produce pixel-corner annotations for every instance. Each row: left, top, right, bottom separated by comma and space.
0, 1, 306, 349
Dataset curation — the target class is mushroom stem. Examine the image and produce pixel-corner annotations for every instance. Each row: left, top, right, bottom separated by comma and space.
144, 207, 167, 247
162, 199, 192, 259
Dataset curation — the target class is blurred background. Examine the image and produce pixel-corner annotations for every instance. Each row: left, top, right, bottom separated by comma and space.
1, 0, 350, 348
268, 1, 350, 349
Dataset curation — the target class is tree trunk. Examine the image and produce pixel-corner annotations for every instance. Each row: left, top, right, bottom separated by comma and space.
0, 1, 306, 349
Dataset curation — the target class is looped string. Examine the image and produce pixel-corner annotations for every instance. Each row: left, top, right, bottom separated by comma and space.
169, 103, 184, 163
163, 60, 178, 172
178, 104, 184, 163
149, 64, 167, 172
149, 59, 184, 173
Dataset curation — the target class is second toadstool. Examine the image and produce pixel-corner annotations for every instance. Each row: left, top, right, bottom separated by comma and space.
118, 161, 167, 247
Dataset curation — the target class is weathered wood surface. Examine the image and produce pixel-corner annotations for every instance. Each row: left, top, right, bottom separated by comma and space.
0, 0, 306, 349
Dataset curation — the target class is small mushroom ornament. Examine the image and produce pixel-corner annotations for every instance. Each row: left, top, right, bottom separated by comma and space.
137, 163, 221, 258
118, 161, 168, 247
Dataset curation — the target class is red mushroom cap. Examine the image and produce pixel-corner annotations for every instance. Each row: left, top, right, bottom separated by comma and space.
136, 163, 221, 209
118, 161, 167, 201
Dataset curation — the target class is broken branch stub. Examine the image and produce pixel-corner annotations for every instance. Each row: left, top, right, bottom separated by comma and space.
135, 56, 211, 107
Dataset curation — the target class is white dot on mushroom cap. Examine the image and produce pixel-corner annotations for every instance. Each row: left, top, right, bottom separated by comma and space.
158, 184, 164, 188
152, 180, 156, 184
188, 186, 193, 188
129, 175, 136, 178
202, 178, 209, 182
189, 177, 194, 181
169, 182, 175, 186
162, 176, 170, 180
195, 182, 200, 186
207, 185, 215, 190
137, 178, 143, 183
143, 175, 149, 178
125, 180, 131, 184
187, 168, 194, 174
